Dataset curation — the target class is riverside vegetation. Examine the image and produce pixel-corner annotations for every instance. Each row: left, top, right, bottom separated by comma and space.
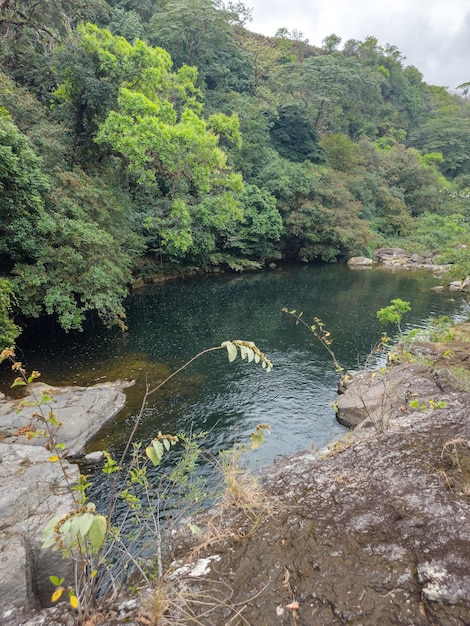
2, 1, 470, 342
0, 339, 274, 624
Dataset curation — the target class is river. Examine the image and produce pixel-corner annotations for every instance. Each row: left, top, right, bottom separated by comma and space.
10, 263, 468, 468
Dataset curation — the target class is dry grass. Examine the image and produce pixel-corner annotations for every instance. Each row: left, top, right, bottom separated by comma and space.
141, 573, 268, 625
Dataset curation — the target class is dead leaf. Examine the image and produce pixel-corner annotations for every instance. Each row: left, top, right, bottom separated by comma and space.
286, 601, 299, 610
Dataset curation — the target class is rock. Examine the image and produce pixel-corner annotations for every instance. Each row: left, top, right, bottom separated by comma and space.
373, 248, 452, 274
347, 256, 373, 267
335, 361, 441, 428
461, 276, 470, 292
0, 380, 132, 456
449, 281, 463, 291
0, 443, 79, 611
83, 450, 105, 464
0, 380, 131, 613
268, 262, 277, 270
431, 285, 444, 292
181, 384, 470, 625
410, 253, 425, 264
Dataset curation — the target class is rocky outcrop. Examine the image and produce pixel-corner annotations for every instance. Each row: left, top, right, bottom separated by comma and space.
335, 360, 445, 428
0, 444, 79, 611
374, 247, 451, 273
0, 380, 131, 456
0, 380, 131, 615
449, 276, 470, 292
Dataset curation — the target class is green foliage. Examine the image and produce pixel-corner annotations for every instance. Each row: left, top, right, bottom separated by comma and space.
269, 104, 325, 162
377, 299, 411, 338
147, 0, 253, 95
34, 338, 273, 617
3, 3, 470, 329
224, 184, 282, 262
0, 279, 21, 349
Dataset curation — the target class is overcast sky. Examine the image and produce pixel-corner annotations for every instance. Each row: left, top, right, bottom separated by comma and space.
245, 0, 470, 90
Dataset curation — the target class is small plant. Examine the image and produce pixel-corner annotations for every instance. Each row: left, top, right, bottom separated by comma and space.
33, 338, 273, 621
408, 398, 448, 411
438, 366, 470, 392
428, 316, 455, 343
376, 298, 411, 340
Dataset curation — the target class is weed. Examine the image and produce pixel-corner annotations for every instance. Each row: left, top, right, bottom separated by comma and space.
2, 340, 274, 623
439, 366, 470, 392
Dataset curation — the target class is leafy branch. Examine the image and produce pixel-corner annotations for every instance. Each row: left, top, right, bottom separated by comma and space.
282, 308, 343, 372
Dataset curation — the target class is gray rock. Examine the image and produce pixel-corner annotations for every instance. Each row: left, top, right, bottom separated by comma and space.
0, 380, 131, 612
0, 380, 132, 456
347, 256, 373, 267
0, 443, 79, 610
335, 362, 443, 428
83, 450, 105, 464
374, 247, 407, 258
461, 276, 470, 292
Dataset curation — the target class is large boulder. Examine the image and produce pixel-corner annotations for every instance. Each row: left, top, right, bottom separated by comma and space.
0, 379, 131, 615
347, 256, 373, 267
0, 380, 131, 456
0, 443, 79, 611
335, 361, 443, 428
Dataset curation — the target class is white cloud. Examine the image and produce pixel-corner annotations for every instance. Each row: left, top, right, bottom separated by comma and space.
246, 0, 470, 88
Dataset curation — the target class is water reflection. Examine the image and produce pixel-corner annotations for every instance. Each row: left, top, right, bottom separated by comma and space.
7, 263, 468, 467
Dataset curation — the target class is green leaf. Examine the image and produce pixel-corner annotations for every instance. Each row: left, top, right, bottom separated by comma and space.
163, 438, 171, 451
11, 379, 26, 388
50, 575, 64, 587
152, 439, 164, 460
88, 515, 107, 551
145, 444, 160, 466
78, 512, 94, 538
188, 523, 202, 539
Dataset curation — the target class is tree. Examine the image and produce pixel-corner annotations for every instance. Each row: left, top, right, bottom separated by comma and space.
282, 167, 371, 262
269, 104, 325, 163
0, 279, 21, 349
0, 107, 51, 266
224, 184, 283, 262
273, 54, 385, 138
0, 106, 137, 331
322, 34, 341, 53
90, 27, 244, 264
147, 0, 252, 95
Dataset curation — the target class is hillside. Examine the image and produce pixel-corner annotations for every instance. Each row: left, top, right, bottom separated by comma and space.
1, 0, 470, 340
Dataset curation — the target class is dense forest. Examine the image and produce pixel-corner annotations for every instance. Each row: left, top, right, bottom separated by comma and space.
1, 0, 470, 345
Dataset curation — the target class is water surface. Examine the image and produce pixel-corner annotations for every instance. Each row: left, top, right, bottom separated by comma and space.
10, 263, 468, 467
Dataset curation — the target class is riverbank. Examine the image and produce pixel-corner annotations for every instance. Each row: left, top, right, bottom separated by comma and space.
4, 325, 470, 624
157, 326, 470, 625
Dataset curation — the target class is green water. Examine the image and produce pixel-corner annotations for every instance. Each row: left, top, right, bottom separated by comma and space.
11, 263, 468, 467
